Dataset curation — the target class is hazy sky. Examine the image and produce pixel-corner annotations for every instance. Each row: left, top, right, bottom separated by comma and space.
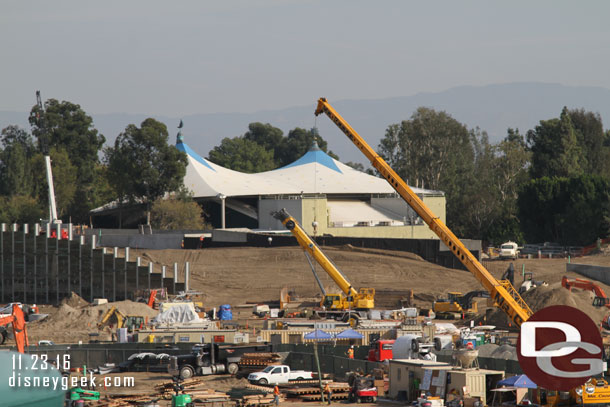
2, 1, 610, 116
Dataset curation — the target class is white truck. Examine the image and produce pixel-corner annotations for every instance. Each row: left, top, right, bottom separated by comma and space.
247, 365, 314, 385
499, 241, 520, 260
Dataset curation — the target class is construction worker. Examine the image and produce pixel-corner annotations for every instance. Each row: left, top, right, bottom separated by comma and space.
324, 382, 332, 405
273, 384, 280, 406
347, 345, 354, 359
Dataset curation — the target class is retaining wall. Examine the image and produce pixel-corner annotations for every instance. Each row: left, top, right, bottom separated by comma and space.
0, 224, 189, 304
566, 263, 610, 285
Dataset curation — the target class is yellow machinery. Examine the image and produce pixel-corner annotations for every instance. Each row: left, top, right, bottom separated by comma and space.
272, 209, 374, 324
98, 306, 145, 332
433, 290, 490, 319
534, 378, 610, 406
572, 378, 610, 405
314, 97, 533, 327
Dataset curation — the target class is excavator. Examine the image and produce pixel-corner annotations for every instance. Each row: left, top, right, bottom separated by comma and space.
561, 276, 610, 308
0, 304, 29, 353
98, 306, 145, 332
314, 97, 533, 328
272, 209, 375, 326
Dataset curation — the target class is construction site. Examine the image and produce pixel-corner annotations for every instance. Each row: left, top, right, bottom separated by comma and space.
2, 99, 610, 407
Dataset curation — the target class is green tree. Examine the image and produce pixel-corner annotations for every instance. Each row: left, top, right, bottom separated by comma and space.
568, 108, 605, 174
458, 129, 497, 238
276, 127, 339, 167
208, 125, 339, 171
28, 98, 106, 221
379, 108, 475, 235
527, 107, 586, 178
243, 122, 284, 164
0, 195, 45, 224
208, 137, 276, 173
105, 118, 188, 224
150, 189, 206, 230
0, 125, 36, 197
482, 129, 531, 244
518, 175, 610, 245
378, 124, 403, 174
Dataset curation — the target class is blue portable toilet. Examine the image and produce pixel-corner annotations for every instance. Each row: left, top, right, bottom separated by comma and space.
218, 304, 233, 320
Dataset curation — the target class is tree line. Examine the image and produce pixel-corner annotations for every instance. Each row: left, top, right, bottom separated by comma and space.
1, 97, 609, 245
376, 106, 610, 246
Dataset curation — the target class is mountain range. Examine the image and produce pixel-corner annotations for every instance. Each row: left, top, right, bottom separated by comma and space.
2, 82, 610, 165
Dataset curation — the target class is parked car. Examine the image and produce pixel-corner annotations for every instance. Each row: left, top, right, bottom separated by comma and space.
247, 365, 313, 385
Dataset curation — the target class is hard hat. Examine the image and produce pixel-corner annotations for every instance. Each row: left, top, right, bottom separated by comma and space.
350, 345, 354, 348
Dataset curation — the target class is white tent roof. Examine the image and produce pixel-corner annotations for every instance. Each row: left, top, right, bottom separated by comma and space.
178, 139, 441, 198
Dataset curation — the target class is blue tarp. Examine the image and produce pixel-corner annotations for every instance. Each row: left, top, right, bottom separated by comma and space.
335, 328, 363, 339
497, 374, 537, 388
218, 304, 233, 320
304, 329, 333, 341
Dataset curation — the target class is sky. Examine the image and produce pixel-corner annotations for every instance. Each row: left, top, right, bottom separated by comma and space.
2, 1, 610, 117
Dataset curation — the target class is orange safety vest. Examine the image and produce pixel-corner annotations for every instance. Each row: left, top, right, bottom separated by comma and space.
324, 384, 331, 393
274, 386, 280, 396
347, 348, 354, 359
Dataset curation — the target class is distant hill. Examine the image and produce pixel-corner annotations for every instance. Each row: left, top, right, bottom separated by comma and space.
3, 82, 610, 165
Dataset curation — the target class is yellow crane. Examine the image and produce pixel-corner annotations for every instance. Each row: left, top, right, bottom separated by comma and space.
272, 208, 374, 325
314, 97, 532, 327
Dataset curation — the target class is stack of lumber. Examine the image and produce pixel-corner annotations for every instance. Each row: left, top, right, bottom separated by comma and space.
284, 381, 351, 402
189, 389, 232, 403
238, 352, 281, 369
154, 377, 205, 399
153, 377, 230, 403
86, 395, 156, 406
229, 387, 285, 407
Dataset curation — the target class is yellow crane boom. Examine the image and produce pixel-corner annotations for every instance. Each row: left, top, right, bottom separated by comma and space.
272, 209, 374, 312
273, 209, 358, 298
314, 97, 532, 327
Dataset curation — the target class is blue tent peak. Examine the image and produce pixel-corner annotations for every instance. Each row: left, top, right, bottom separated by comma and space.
336, 328, 363, 339
497, 374, 537, 388
304, 329, 333, 341
279, 141, 342, 173
176, 140, 216, 172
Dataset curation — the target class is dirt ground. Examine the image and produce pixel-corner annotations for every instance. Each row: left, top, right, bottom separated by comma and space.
134, 245, 610, 318
19, 244, 610, 342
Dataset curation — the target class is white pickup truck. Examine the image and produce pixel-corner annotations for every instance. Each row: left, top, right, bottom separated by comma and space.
248, 365, 314, 385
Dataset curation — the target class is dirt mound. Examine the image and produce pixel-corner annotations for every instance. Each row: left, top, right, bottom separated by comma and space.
60, 291, 89, 308
478, 282, 609, 329
27, 300, 159, 343
476, 343, 518, 360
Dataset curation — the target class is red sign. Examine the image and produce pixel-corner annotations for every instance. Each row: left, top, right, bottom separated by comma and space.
517, 305, 603, 390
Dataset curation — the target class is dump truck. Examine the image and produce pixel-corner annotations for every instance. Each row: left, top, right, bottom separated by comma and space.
168, 342, 272, 379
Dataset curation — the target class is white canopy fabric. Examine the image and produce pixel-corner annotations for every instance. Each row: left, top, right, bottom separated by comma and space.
326, 200, 404, 226
178, 139, 439, 198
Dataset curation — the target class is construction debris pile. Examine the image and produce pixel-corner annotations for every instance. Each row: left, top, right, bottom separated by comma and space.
26, 292, 159, 343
